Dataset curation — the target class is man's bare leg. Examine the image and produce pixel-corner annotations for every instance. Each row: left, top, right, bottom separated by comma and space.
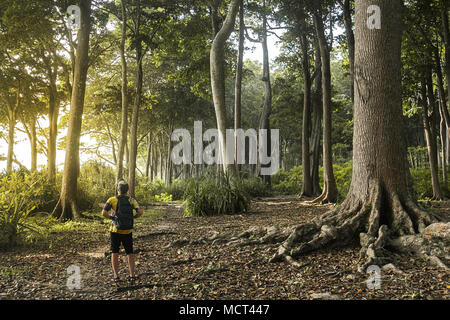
127, 254, 135, 277
111, 253, 119, 278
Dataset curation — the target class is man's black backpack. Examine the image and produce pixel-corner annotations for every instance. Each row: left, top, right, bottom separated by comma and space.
114, 196, 134, 230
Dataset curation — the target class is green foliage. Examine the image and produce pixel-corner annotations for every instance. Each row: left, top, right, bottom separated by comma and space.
77, 161, 116, 211
271, 162, 353, 201
0, 171, 47, 248
154, 192, 173, 202
135, 178, 187, 204
183, 174, 249, 217
332, 162, 353, 202
240, 177, 272, 198
410, 166, 449, 200
272, 166, 303, 195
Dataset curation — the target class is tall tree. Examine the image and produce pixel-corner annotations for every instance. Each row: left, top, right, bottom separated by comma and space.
271, 0, 443, 271
116, 0, 129, 182
234, 0, 245, 174
311, 0, 337, 203
53, 0, 92, 220
298, 4, 313, 197
210, 0, 240, 173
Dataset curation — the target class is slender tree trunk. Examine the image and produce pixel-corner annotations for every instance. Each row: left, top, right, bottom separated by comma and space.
300, 11, 313, 197
311, 40, 323, 196
210, 0, 240, 173
166, 125, 173, 186
439, 102, 448, 192
145, 132, 151, 179
312, 2, 337, 203
259, 0, 272, 185
29, 115, 37, 171
6, 105, 16, 174
422, 74, 443, 200
435, 47, 449, 193
117, 0, 129, 182
128, 0, 143, 197
440, 0, 450, 107
48, 75, 59, 182
341, 0, 355, 104
52, 0, 91, 220
234, 0, 244, 174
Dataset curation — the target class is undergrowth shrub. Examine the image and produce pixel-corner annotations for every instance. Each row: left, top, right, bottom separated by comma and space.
240, 176, 272, 198
77, 160, 116, 210
0, 172, 48, 248
410, 166, 449, 200
272, 166, 302, 194
183, 174, 249, 217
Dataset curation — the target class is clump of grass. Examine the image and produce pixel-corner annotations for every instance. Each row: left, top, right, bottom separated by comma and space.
182, 173, 249, 217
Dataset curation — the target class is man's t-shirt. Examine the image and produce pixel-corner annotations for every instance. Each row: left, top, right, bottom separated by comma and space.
103, 196, 140, 234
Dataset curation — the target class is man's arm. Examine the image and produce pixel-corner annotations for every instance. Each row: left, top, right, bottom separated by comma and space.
102, 201, 114, 220
102, 209, 114, 220
134, 207, 143, 219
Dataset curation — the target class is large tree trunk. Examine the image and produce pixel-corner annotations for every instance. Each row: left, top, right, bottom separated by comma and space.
312, 2, 337, 203
116, 0, 129, 182
268, 0, 441, 272
210, 0, 240, 173
234, 0, 244, 174
52, 0, 91, 220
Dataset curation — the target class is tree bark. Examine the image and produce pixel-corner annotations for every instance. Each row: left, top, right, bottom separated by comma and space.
52, 0, 91, 220
117, 0, 129, 182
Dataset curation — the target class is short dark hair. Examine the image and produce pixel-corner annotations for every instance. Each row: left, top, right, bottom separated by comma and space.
117, 180, 129, 194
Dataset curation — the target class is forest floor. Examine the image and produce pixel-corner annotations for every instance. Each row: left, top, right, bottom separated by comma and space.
0, 195, 449, 300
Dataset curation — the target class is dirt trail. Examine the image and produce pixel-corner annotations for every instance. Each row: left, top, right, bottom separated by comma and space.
0, 196, 448, 300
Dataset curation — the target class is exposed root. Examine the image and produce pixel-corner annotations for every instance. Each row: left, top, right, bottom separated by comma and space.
165, 226, 291, 249
270, 181, 449, 272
